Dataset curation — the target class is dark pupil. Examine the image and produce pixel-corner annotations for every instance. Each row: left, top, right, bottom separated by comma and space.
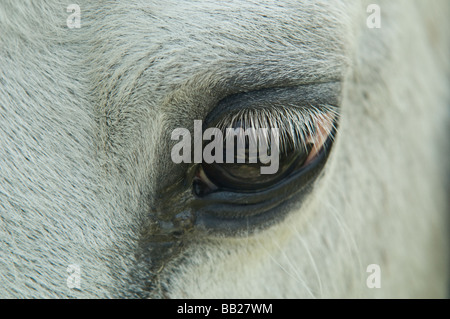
202, 133, 312, 192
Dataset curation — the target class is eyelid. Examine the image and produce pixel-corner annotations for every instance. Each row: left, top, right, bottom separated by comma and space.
209, 104, 339, 155
203, 82, 341, 153
204, 82, 341, 126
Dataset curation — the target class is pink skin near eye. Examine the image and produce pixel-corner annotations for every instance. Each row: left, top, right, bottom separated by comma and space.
303, 112, 335, 166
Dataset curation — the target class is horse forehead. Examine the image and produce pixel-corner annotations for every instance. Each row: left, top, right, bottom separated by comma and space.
89, 0, 352, 67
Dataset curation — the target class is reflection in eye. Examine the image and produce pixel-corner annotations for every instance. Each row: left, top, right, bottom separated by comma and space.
194, 105, 338, 195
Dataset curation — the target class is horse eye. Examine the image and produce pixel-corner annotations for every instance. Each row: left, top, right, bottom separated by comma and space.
193, 116, 335, 196
187, 83, 340, 234
199, 143, 312, 193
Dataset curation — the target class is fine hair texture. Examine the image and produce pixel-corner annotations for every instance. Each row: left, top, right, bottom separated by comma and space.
0, 0, 449, 298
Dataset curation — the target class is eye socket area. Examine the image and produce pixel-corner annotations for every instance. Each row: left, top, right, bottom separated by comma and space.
182, 82, 342, 235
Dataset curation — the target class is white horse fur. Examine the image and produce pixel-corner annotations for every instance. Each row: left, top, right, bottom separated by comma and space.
0, 0, 448, 298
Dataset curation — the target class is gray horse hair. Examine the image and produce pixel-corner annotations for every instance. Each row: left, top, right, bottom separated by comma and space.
0, 0, 449, 298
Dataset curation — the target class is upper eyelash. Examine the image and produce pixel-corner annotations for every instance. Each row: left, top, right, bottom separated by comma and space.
213, 104, 339, 153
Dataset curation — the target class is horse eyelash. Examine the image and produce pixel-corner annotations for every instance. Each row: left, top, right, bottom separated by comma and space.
214, 104, 340, 153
